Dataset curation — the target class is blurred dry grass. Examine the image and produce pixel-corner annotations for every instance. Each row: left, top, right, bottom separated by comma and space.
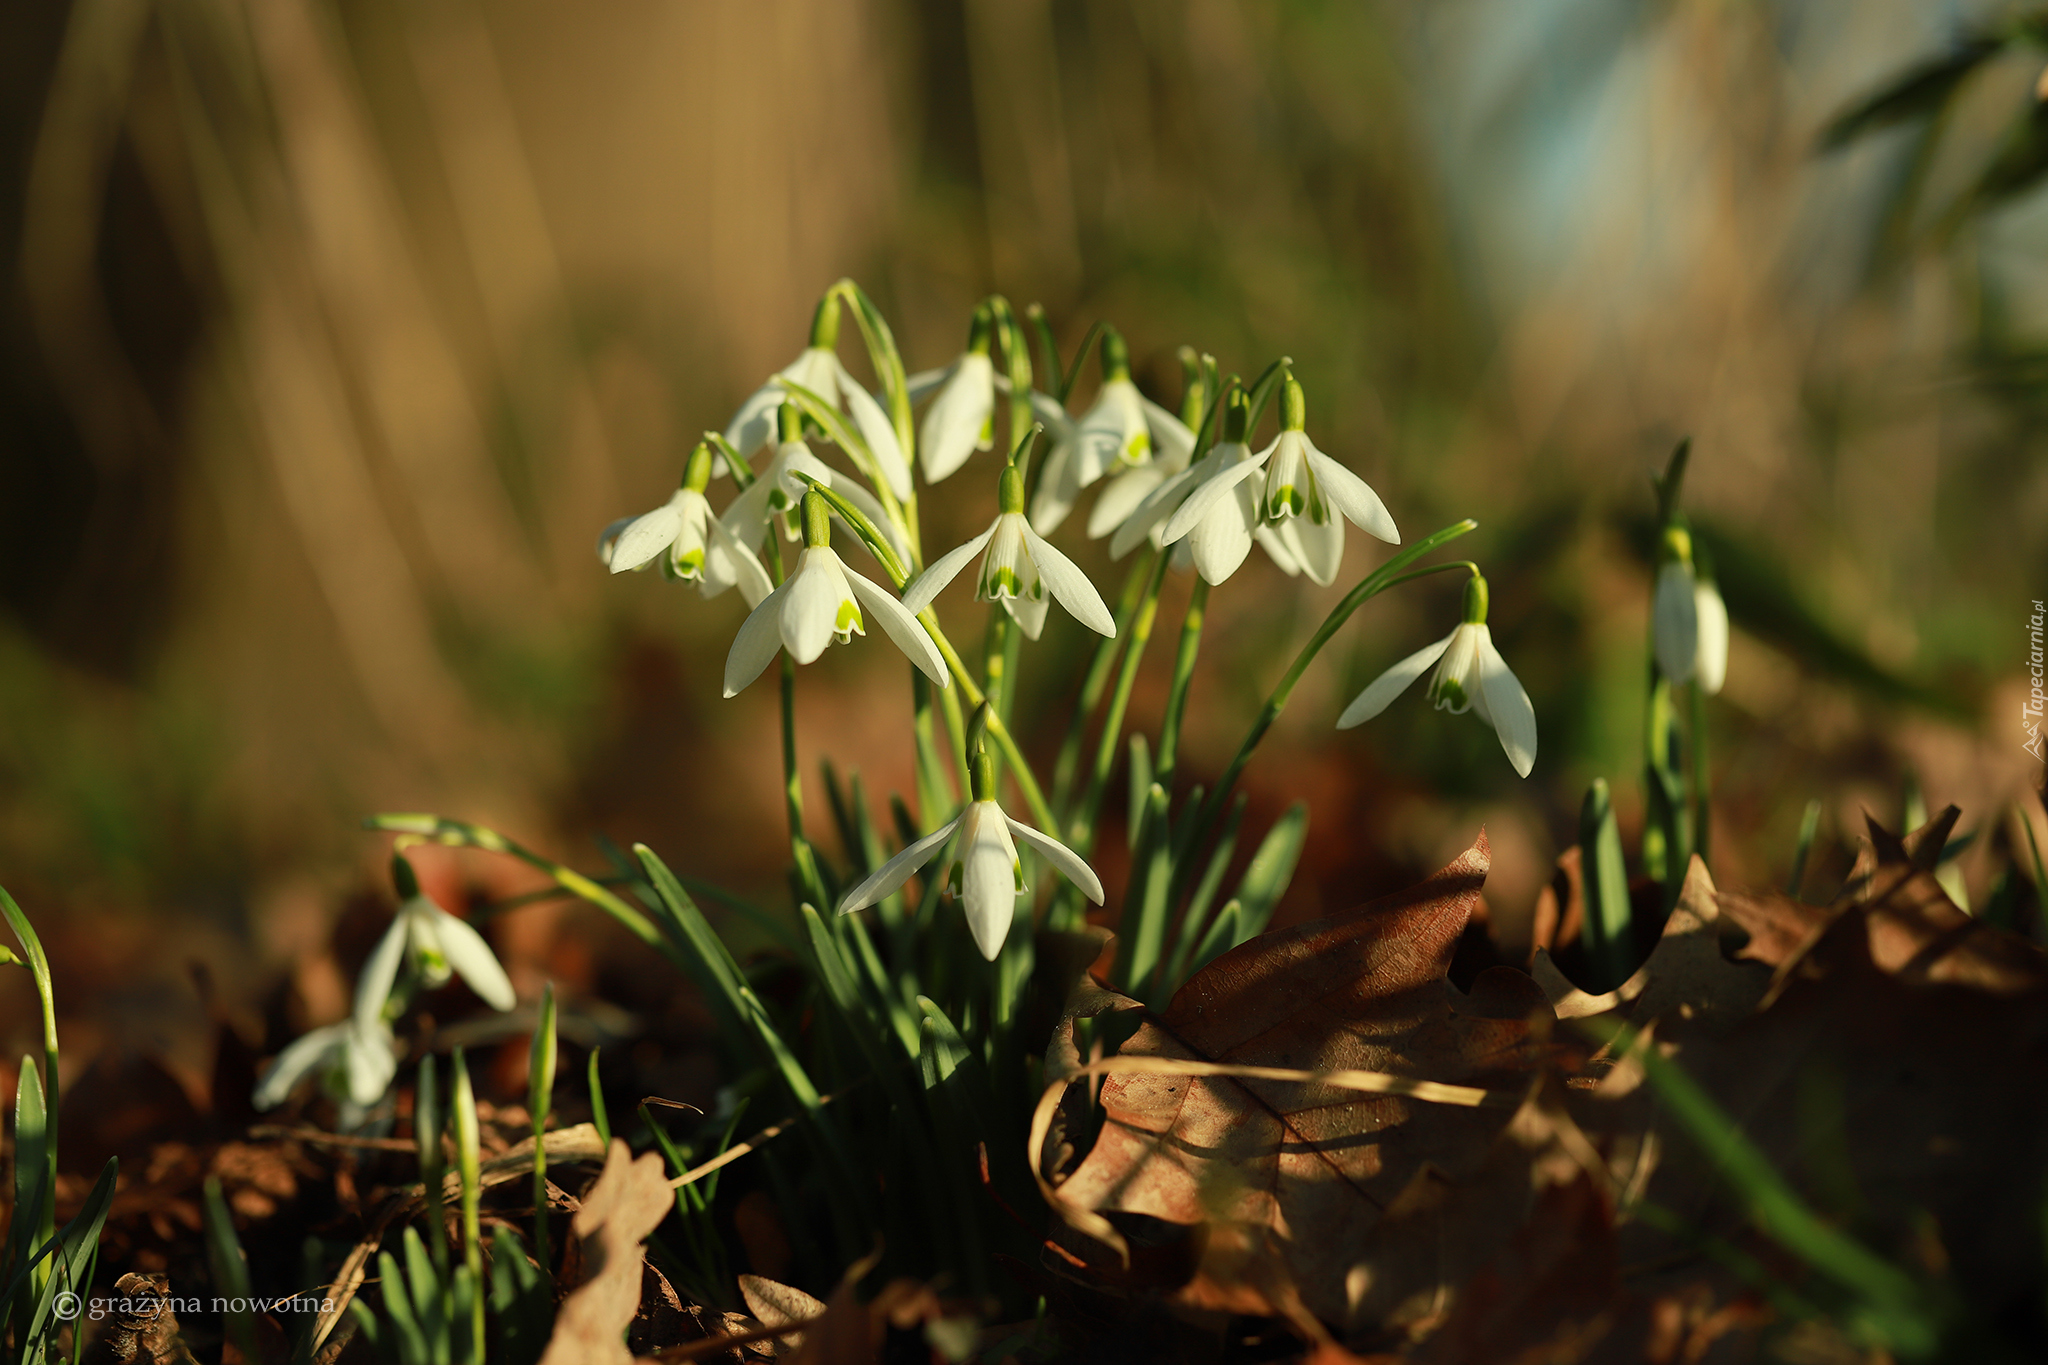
1, 0, 2044, 1052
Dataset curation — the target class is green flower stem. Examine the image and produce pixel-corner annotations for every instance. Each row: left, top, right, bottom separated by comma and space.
1153, 577, 1210, 793
1052, 556, 1152, 815
528, 983, 558, 1277
983, 609, 1013, 787
1690, 678, 1712, 871
1178, 521, 1479, 878
366, 815, 676, 970
1070, 549, 1174, 852
0, 884, 58, 1283
911, 673, 960, 833
451, 1048, 486, 1350
762, 533, 829, 909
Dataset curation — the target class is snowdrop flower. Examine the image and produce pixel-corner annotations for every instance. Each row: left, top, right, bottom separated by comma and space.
1693, 568, 1728, 695
252, 1014, 397, 1111
838, 722, 1103, 959
356, 854, 518, 1036
907, 308, 997, 483
901, 466, 1116, 640
724, 490, 949, 697
1256, 376, 1399, 586
1337, 574, 1536, 778
723, 297, 912, 499
1652, 525, 1699, 684
599, 442, 773, 607
722, 405, 906, 564
1025, 389, 1084, 533
1038, 328, 1196, 537
1110, 390, 1300, 583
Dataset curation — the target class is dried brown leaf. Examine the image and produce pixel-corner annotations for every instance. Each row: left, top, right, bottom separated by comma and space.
539, 1138, 676, 1365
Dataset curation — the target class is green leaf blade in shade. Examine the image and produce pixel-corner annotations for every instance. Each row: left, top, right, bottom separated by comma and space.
1815, 37, 2004, 152
1580, 778, 1635, 993
1232, 802, 1309, 944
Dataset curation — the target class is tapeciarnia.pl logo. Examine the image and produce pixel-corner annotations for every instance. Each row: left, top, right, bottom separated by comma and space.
2026, 599, 2044, 762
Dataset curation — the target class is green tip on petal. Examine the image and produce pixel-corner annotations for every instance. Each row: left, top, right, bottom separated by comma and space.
801, 490, 832, 548
1659, 522, 1693, 567
683, 441, 714, 493
808, 294, 842, 349
1462, 573, 1489, 625
1101, 326, 1131, 382
1280, 374, 1306, 431
1431, 674, 1468, 711
998, 464, 1025, 514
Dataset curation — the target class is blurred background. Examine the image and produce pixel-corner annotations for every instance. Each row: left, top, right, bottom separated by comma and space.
2, 0, 2045, 1090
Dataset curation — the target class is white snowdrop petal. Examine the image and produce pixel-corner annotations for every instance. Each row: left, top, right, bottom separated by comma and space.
838, 815, 961, 914
905, 366, 953, 402
1139, 395, 1196, 467
1286, 513, 1345, 586
1186, 497, 1255, 585
1022, 525, 1116, 636
253, 1023, 348, 1110
1085, 465, 1168, 541
821, 471, 910, 561
1653, 562, 1698, 683
1477, 631, 1538, 778
834, 356, 914, 500
900, 524, 995, 615
1030, 436, 1081, 534
1254, 524, 1303, 576
724, 379, 786, 458
1003, 591, 1052, 640
844, 569, 950, 686
1336, 631, 1456, 729
596, 515, 636, 567
1161, 456, 1263, 545
1304, 445, 1399, 544
960, 813, 1022, 960
607, 499, 686, 574
352, 917, 411, 1033
782, 553, 854, 664
1694, 583, 1729, 695
1109, 463, 1203, 559
723, 582, 789, 696
344, 1023, 398, 1106
705, 512, 774, 607
427, 905, 516, 1011
1004, 816, 1104, 904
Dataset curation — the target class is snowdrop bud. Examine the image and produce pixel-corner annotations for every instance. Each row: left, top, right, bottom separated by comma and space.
800, 489, 832, 549
1101, 326, 1132, 382
1462, 572, 1489, 625
391, 850, 422, 901
1280, 374, 1306, 432
808, 292, 841, 349
1222, 388, 1250, 443
682, 441, 714, 493
998, 464, 1026, 515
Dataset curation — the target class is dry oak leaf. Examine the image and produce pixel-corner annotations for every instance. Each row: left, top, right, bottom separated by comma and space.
539, 1138, 676, 1365
1050, 832, 1568, 1337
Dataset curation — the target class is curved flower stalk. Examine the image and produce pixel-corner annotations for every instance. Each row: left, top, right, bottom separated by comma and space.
724, 297, 912, 500
722, 405, 906, 564
599, 442, 774, 606
901, 465, 1116, 640
724, 490, 949, 697
907, 307, 997, 483
252, 1014, 397, 1111
1251, 375, 1400, 586
1337, 573, 1536, 778
356, 853, 518, 1035
839, 715, 1103, 959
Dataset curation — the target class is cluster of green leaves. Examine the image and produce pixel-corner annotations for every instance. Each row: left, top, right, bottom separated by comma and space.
1, 888, 116, 1365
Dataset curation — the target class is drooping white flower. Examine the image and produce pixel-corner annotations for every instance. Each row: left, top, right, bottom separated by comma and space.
1693, 573, 1728, 695
355, 856, 518, 1037
1256, 376, 1399, 586
598, 443, 773, 606
907, 310, 997, 483
900, 467, 1116, 640
722, 298, 912, 499
1652, 526, 1699, 684
724, 490, 949, 696
1039, 327, 1197, 534
252, 1014, 397, 1111
1107, 389, 1299, 583
1336, 575, 1536, 778
721, 406, 907, 566
837, 745, 1103, 960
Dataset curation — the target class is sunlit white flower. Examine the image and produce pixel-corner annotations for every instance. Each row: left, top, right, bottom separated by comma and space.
355, 856, 518, 1036
1108, 390, 1300, 583
838, 743, 1103, 960
598, 443, 773, 607
1050, 328, 1197, 523
721, 406, 907, 566
1652, 526, 1698, 684
1336, 575, 1536, 778
901, 467, 1116, 640
252, 1014, 397, 1110
724, 491, 949, 696
1026, 389, 1083, 533
1256, 376, 1399, 586
723, 299, 912, 499
1693, 572, 1727, 695
907, 311, 997, 483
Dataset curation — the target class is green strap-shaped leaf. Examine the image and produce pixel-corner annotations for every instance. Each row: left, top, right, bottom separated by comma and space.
1232, 802, 1309, 944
